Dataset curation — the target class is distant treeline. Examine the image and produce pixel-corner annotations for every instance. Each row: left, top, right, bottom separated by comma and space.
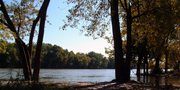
0, 42, 115, 69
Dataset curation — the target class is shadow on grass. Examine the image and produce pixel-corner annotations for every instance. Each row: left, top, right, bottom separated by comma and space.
73, 80, 180, 90
73, 81, 126, 90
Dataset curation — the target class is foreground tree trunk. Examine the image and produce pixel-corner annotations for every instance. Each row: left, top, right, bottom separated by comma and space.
15, 38, 32, 80
111, 0, 125, 83
33, 0, 50, 81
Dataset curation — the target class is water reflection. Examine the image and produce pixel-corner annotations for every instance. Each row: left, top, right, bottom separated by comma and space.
149, 76, 180, 85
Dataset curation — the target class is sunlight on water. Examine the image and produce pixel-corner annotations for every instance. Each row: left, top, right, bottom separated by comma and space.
39, 69, 115, 82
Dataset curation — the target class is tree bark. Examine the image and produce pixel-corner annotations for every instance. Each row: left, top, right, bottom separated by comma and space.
111, 0, 125, 83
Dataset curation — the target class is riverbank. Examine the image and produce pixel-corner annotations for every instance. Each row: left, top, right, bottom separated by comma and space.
1, 80, 180, 90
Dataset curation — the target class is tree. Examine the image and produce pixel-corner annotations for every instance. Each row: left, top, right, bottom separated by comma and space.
0, 0, 50, 81
110, 0, 125, 82
119, 0, 163, 82
66, 51, 75, 68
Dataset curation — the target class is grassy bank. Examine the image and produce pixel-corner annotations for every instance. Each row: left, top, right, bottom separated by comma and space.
0, 81, 73, 90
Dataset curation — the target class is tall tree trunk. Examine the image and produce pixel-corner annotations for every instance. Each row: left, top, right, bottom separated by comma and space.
145, 53, 149, 82
137, 54, 142, 81
154, 55, 160, 74
143, 52, 147, 82
165, 51, 168, 73
125, 5, 132, 82
144, 52, 148, 74
33, 0, 50, 81
111, 0, 125, 83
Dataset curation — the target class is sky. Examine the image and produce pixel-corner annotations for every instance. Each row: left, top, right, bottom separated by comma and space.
6, 0, 112, 57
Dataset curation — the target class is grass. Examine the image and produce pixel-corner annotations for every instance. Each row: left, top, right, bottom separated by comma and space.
0, 80, 74, 90
0, 69, 74, 90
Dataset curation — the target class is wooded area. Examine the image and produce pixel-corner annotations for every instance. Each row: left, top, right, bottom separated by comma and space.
0, 42, 116, 69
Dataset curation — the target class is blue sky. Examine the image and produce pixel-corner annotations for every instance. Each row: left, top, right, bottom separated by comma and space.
44, 0, 112, 57
6, 0, 112, 57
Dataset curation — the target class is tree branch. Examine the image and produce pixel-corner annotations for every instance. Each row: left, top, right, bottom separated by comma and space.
120, 0, 127, 11
18, 7, 21, 34
0, 0, 17, 33
137, 0, 140, 14
132, 7, 158, 20
28, 0, 42, 59
108, 0, 111, 4
0, 19, 8, 26
29, 0, 51, 60
123, 0, 128, 10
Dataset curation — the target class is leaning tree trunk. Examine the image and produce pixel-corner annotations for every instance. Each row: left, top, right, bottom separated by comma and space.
111, 0, 125, 83
33, 0, 50, 81
15, 38, 32, 80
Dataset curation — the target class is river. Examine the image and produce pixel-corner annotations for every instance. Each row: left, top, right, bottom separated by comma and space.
0, 68, 179, 85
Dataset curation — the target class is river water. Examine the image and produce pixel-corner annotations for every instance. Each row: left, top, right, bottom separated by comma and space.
0, 68, 179, 85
